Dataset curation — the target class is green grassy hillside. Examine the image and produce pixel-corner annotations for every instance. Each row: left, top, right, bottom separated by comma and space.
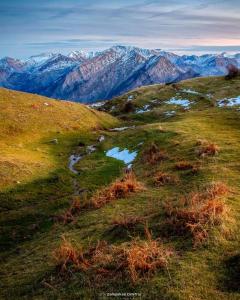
0, 88, 118, 190
1, 76, 240, 300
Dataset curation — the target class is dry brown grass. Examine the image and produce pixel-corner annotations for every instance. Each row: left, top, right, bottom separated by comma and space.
111, 215, 144, 230
52, 236, 89, 273
125, 239, 172, 283
55, 197, 82, 224
175, 161, 196, 171
89, 171, 143, 209
154, 172, 179, 187
142, 143, 168, 165
164, 182, 229, 246
196, 142, 220, 157
53, 236, 172, 284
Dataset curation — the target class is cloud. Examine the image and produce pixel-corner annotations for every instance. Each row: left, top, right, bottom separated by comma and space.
0, 0, 240, 58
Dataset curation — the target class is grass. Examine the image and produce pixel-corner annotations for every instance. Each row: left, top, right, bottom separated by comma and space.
0, 88, 118, 191
1, 75, 240, 299
164, 182, 229, 247
52, 234, 173, 285
88, 171, 144, 209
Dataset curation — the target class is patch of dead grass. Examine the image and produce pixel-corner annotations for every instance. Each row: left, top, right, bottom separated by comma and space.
89, 171, 144, 209
164, 182, 229, 246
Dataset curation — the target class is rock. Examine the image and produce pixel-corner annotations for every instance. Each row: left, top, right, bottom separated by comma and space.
98, 135, 105, 142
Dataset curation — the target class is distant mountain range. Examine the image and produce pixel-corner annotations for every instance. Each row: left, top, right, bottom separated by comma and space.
1, 45, 239, 103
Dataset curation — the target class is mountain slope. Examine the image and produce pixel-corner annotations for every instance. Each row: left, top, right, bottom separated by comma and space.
1, 76, 240, 299
1, 46, 239, 103
0, 88, 117, 189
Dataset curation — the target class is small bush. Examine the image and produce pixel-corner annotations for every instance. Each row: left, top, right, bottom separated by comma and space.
122, 101, 135, 113
154, 172, 179, 186
225, 64, 239, 80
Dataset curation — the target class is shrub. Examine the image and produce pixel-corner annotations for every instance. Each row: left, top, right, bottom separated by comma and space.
225, 64, 239, 80
122, 101, 135, 113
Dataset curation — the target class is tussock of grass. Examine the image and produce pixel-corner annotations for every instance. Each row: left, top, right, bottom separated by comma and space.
175, 161, 197, 171
53, 236, 89, 273
111, 215, 144, 230
142, 143, 168, 165
89, 171, 144, 209
53, 236, 173, 284
154, 172, 179, 187
196, 141, 220, 157
164, 182, 229, 246
55, 197, 82, 224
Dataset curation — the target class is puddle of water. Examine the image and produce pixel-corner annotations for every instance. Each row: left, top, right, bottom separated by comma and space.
218, 96, 240, 107
110, 126, 135, 132
167, 97, 190, 108
69, 154, 82, 174
106, 147, 138, 166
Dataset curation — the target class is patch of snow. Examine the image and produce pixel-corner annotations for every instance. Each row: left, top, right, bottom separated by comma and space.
167, 97, 190, 108
165, 110, 176, 117
69, 155, 82, 174
136, 105, 151, 114
44, 102, 49, 106
110, 126, 135, 132
106, 147, 138, 166
128, 95, 134, 101
89, 101, 105, 108
218, 96, 240, 107
206, 94, 213, 99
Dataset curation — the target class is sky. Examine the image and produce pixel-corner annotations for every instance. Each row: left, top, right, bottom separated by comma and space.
1, 0, 240, 58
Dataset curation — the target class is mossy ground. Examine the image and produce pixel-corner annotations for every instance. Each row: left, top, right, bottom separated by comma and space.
1, 77, 240, 299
